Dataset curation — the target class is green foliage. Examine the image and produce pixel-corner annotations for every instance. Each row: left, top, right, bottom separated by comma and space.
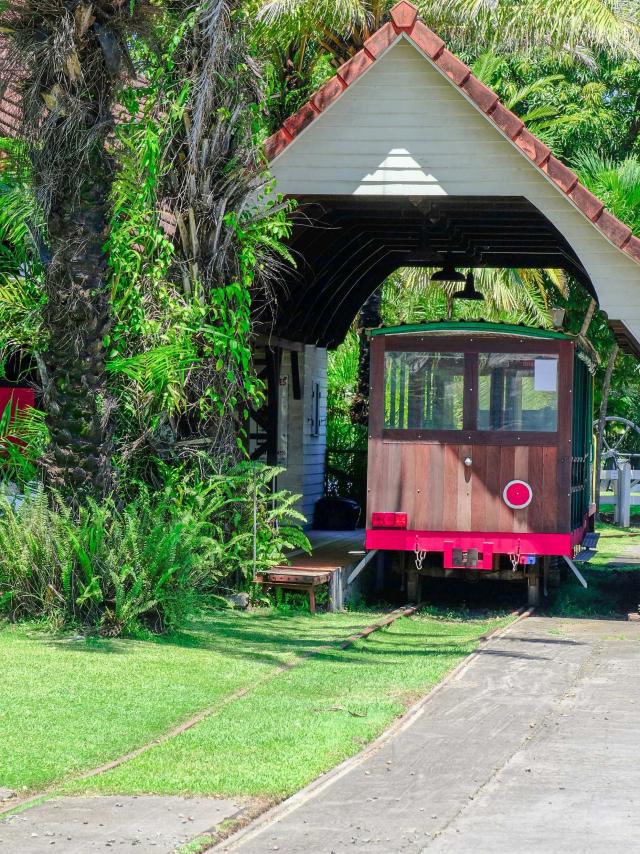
107, 105, 176, 340
327, 327, 359, 420
573, 153, 640, 233
106, 341, 201, 418
159, 458, 310, 582
257, 0, 640, 66
0, 138, 46, 363
381, 267, 563, 330
0, 401, 48, 489
106, 41, 296, 453
0, 458, 310, 635
0, 488, 218, 634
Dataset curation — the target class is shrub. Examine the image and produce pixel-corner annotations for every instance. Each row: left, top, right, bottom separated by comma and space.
0, 463, 309, 635
158, 460, 310, 584
0, 488, 218, 634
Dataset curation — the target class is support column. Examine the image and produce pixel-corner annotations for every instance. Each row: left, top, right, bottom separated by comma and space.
617, 461, 631, 528
328, 569, 344, 612
407, 569, 420, 603
527, 564, 541, 608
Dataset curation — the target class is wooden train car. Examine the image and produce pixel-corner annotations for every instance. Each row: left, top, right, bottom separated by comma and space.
365, 322, 595, 575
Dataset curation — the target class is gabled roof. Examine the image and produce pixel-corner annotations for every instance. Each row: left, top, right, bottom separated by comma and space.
264, 0, 640, 268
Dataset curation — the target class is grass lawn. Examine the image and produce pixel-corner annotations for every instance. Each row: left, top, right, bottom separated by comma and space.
590, 520, 640, 567
0, 607, 510, 800
65, 612, 510, 799
545, 521, 640, 617
0, 607, 387, 794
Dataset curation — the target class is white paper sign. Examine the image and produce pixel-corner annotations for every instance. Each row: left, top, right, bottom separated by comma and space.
534, 358, 557, 392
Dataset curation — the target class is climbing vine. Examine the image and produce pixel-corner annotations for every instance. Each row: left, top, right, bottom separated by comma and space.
104, 9, 296, 470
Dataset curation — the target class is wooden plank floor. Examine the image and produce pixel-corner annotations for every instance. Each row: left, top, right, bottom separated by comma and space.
289, 529, 367, 570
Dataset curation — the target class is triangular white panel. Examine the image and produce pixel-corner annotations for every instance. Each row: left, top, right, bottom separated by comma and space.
356, 147, 446, 196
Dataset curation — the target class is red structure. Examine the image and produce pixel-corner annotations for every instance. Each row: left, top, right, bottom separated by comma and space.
0, 387, 35, 416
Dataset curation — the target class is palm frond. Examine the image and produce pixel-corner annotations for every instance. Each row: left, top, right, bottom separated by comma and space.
106, 342, 201, 414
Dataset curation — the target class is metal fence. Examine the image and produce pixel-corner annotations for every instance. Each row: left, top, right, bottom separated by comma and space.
600, 463, 640, 527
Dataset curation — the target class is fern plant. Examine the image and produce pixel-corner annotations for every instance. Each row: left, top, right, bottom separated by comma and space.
0, 488, 221, 635
0, 400, 48, 490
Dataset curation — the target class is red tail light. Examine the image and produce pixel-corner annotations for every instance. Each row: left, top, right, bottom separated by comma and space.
372, 512, 408, 529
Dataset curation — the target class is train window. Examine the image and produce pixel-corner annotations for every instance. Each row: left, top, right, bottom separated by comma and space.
384, 351, 465, 430
477, 353, 558, 432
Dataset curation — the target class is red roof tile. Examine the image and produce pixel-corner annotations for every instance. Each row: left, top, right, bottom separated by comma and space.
390, 1, 418, 30
263, 0, 640, 270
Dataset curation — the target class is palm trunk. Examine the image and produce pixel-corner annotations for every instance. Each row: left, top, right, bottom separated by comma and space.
579, 297, 597, 337
351, 289, 382, 425
42, 161, 113, 497
160, 0, 265, 463
0, 5, 143, 499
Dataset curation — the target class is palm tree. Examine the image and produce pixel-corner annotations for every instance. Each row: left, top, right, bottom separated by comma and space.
573, 153, 640, 234
258, 0, 640, 66
153, 0, 277, 462
0, 3, 157, 500
261, 34, 323, 133
382, 267, 564, 328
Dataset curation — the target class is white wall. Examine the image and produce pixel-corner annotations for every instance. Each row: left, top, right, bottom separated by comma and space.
277, 346, 328, 525
270, 38, 640, 341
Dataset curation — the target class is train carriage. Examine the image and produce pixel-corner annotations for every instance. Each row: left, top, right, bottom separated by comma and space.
365, 322, 596, 590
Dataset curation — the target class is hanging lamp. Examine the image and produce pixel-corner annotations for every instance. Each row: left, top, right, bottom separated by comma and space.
452, 271, 484, 301
430, 262, 465, 284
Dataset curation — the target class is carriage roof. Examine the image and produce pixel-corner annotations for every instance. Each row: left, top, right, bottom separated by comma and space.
370, 320, 598, 369
369, 321, 569, 340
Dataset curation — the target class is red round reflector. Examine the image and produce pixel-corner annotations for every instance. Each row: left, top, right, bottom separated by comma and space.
503, 480, 533, 510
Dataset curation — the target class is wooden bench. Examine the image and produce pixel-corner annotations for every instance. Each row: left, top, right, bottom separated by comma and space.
256, 566, 341, 612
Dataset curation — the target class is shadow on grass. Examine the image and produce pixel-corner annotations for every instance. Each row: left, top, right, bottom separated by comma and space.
543, 565, 640, 619
33, 607, 517, 669
34, 608, 383, 665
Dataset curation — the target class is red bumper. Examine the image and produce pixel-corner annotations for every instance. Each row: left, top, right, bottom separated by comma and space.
365, 528, 580, 569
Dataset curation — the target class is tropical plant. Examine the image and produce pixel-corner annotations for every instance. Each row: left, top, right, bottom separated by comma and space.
0, 458, 309, 634
257, 0, 640, 66
383, 267, 565, 329
0, 138, 46, 373
573, 153, 640, 233
0, 400, 49, 490
259, 33, 328, 133
328, 327, 360, 419
96, 2, 297, 480
0, 2, 162, 500
158, 458, 310, 581
0, 488, 213, 633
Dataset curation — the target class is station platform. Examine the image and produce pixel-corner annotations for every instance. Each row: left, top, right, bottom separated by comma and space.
257, 530, 369, 611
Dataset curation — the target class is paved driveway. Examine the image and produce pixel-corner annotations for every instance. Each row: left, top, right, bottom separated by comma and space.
220, 616, 640, 854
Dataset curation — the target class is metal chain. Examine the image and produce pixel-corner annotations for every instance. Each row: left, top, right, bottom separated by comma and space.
414, 541, 427, 572
509, 551, 520, 572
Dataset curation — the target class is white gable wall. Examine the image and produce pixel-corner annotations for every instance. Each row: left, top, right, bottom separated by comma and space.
270, 39, 640, 337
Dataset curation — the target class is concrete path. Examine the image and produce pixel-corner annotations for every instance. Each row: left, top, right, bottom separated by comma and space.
0, 795, 242, 853
220, 616, 640, 854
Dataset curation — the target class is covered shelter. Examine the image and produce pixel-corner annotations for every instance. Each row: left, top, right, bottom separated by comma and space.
252, 0, 640, 522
